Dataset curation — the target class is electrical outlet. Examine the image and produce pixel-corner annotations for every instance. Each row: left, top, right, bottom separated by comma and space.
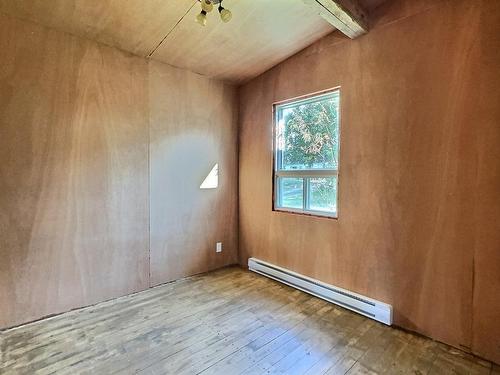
216, 242, 222, 253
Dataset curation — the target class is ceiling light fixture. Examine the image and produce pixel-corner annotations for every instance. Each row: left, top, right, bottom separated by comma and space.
196, 0, 232, 26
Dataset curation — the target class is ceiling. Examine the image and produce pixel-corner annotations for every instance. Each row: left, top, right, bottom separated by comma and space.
0, 0, 385, 83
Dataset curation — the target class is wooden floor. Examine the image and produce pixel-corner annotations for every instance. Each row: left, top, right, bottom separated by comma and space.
1, 267, 497, 375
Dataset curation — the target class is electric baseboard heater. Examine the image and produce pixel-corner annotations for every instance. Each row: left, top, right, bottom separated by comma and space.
248, 257, 392, 325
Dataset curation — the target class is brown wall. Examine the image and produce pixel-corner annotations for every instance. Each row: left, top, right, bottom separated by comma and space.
238, 0, 500, 364
149, 61, 238, 285
0, 14, 238, 329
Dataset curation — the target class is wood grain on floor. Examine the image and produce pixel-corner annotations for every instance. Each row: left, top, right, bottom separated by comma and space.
0, 267, 495, 375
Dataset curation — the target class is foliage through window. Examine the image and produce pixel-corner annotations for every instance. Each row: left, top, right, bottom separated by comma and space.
274, 90, 339, 217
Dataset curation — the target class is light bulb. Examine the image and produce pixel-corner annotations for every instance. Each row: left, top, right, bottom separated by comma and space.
219, 8, 232, 23
196, 11, 207, 26
201, 0, 213, 13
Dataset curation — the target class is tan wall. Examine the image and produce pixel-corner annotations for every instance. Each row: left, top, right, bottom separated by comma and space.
149, 61, 238, 285
0, 14, 238, 329
238, 0, 500, 364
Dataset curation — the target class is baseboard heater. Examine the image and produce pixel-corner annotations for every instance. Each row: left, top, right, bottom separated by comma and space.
248, 257, 392, 325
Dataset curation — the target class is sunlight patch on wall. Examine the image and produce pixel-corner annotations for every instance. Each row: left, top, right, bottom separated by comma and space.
200, 163, 219, 189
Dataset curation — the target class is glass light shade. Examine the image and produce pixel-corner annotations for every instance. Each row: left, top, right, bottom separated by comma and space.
220, 8, 232, 23
196, 12, 207, 26
201, 1, 213, 13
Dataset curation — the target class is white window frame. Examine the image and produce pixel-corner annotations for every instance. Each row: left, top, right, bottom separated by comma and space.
273, 89, 340, 219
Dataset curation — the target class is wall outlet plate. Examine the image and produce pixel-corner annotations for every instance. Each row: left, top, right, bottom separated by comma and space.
216, 242, 222, 253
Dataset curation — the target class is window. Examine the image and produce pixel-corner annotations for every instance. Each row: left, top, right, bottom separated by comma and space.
273, 89, 340, 218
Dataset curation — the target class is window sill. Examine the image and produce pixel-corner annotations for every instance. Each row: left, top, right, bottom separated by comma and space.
273, 207, 338, 220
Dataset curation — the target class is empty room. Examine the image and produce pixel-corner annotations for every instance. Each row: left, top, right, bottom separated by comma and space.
1, 0, 499, 374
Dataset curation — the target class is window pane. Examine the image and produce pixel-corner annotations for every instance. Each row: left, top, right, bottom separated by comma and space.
278, 177, 303, 209
277, 92, 339, 171
308, 177, 337, 213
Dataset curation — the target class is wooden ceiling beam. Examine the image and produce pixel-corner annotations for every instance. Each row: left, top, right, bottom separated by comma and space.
303, 0, 369, 38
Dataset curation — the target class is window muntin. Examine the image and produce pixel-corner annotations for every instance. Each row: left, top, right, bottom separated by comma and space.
274, 90, 340, 218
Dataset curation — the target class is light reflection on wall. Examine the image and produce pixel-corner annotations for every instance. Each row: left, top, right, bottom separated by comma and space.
200, 163, 219, 189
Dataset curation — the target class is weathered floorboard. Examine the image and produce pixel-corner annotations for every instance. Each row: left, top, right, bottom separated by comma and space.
0, 267, 495, 375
